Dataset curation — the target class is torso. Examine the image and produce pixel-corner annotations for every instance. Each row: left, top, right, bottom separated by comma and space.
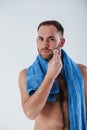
34, 73, 70, 130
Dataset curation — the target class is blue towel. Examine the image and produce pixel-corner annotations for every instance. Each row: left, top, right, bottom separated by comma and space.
26, 49, 87, 130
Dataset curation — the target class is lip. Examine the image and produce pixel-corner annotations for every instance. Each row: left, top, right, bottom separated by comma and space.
41, 49, 51, 53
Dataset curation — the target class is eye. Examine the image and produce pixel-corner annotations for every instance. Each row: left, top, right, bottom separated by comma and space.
38, 37, 43, 41
49, 37, 55, 41
50, 38, 54, 40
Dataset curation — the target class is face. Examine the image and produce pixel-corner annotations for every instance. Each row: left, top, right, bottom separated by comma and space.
37, 25, 65, 61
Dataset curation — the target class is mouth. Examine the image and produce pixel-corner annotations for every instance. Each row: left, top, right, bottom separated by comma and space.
41, 49, 52, 54
39, 49, 53, 60
41, 50, 50, 53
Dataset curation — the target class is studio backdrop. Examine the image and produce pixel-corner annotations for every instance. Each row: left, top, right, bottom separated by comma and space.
0, 0, 87, 130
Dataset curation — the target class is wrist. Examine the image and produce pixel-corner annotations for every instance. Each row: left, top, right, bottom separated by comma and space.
46, 72, 55, 81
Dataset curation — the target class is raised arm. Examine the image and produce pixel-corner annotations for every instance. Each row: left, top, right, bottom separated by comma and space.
19, 51, 62, 120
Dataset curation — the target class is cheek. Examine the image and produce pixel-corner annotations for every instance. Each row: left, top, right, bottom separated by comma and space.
37, 42, 40, 47
37, 42, 42, 50
51, 43, 60, 50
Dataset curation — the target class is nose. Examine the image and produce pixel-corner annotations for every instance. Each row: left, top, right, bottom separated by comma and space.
44, 39, 49, 48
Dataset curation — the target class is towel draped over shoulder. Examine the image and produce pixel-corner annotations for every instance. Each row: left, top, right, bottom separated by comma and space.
26, 49, 87, 130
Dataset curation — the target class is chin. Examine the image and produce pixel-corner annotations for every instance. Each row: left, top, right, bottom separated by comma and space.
40, 53, 53, 61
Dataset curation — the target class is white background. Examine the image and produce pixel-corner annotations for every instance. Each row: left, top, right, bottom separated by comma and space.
0, 0, 87, 130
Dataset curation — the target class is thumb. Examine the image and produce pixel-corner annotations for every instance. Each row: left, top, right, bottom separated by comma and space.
53, 49, 59, 61
53, 49, 58, 55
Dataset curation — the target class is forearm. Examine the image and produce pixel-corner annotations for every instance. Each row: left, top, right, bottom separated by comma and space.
23, 74, 54, 119
21, 50, 62, 120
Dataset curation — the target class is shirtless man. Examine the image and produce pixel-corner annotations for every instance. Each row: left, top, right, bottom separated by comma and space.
19, 20, 87, 130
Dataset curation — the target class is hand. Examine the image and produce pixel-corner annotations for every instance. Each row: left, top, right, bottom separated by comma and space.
47, 49, 62, 80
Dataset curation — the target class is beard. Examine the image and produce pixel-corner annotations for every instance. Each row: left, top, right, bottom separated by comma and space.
37, 48, 53, 61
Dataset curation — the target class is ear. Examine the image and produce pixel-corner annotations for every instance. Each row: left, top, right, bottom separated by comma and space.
60, 38, 65, 47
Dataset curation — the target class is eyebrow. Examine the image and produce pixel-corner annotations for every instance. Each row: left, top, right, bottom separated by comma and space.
38, 36, 43, 38
48, 36, 55, 39
38, 35, 55, 39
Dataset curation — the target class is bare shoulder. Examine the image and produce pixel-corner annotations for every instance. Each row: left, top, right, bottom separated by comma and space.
18, 68, 29, 104
19, 68, 27, 77
78, 64, 87, 78
19, 69, 27, 89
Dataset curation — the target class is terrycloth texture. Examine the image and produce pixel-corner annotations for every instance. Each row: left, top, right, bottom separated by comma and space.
26, 54, 59, 101
26, 49, 87, 130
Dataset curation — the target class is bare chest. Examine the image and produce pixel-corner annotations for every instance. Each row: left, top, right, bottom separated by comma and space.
35, 74, 70, 130
55, 73, 68, 101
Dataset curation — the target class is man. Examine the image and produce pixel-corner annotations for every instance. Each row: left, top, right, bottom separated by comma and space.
19, 20, 87, 130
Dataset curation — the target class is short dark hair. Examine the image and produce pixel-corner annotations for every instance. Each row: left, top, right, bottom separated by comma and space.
37, 20, 64, 36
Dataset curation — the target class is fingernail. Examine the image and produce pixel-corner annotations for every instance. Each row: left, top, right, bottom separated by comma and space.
53, 50, 58, 54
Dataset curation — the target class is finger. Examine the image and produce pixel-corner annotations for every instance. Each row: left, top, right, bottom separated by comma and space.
53, 50, 59, 61
53, 49, 58, 55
